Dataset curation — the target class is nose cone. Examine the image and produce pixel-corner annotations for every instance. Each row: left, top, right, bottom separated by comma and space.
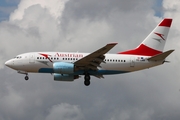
5, 60, 13, 68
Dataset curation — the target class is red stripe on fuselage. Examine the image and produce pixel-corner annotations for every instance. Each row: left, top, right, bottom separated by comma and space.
118, 44, 162, 56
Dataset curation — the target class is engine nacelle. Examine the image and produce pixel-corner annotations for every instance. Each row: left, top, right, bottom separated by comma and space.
54, 73, 79, 81
53, 62, 74, 74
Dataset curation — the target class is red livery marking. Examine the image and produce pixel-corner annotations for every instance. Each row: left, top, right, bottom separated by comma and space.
154, 32, 165, 40
158, 18, 172, 27
40, 53, 50, 58
39, 53, 52, 62
118, 44, 162, 56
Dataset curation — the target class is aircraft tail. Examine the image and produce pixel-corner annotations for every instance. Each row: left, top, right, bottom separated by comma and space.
119, 18, 172, 56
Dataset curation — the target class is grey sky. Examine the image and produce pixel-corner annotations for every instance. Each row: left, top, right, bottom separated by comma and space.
0, 0, 180, 120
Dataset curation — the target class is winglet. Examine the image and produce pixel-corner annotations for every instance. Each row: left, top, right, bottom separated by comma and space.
147, 49, 174, 61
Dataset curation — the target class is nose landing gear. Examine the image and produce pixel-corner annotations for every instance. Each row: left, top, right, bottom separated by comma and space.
25, 75, 29, 80
18, 71, 29, 81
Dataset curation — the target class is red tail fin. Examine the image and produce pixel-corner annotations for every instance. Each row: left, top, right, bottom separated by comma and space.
118, 18, 172, 56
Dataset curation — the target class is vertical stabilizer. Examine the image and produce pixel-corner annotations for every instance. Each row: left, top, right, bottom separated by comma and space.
119, 18, 172, 56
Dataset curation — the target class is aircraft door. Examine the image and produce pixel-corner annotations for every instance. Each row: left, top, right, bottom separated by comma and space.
130, 57, 135, 67
29, 54, 35, 63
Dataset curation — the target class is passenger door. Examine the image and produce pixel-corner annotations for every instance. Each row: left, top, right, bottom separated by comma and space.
29, 54, 35, 63
130, 57, 135, 67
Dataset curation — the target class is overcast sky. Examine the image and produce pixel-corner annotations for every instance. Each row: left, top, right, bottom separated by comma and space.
0, 0, 180, 120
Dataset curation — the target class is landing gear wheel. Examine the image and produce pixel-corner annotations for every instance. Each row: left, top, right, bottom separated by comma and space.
84, 74, 91, 86
84, 74, 90, 81
84, 80, 90, 86
25, 76, 29, 80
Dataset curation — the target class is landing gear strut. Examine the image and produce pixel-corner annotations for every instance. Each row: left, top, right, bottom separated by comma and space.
84, 74, 90, 86
18, 71, 29, 81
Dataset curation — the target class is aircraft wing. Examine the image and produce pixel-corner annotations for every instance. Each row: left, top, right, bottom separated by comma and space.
74, 43, 117, 71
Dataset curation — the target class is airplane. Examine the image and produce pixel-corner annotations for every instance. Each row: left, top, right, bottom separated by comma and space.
5, 18, 174, 86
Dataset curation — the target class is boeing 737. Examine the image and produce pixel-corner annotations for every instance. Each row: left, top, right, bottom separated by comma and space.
5, 18, 174, 86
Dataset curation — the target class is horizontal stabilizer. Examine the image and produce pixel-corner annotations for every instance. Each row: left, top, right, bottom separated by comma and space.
148, 50, 174, 61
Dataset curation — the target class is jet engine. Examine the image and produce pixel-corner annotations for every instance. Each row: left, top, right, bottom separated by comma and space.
54, 73, 79, 81
53, 62, 74, 74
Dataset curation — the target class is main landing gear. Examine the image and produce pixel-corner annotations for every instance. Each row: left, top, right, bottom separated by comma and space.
84, 73, 91, 86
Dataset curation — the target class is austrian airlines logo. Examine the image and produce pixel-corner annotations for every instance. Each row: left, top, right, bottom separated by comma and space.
39, 53, 53, 62
154, 32, 165, 40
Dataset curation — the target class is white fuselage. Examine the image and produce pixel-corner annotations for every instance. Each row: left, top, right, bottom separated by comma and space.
4, 18, 173, 86
5, 52, 163, 75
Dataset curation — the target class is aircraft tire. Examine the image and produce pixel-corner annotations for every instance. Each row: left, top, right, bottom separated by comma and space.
84, 74, 90, 86
84, 80, 90, 86
25, 76, 29, 80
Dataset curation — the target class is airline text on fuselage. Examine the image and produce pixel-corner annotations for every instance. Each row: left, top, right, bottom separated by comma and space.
54, 53, 84, 58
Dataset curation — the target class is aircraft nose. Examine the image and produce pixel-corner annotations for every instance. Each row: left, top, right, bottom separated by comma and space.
5, 60, 14, 68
